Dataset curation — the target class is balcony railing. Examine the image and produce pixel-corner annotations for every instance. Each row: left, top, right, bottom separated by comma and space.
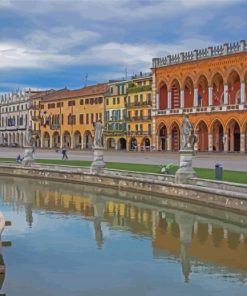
127, 84, 152, 94
104, 130, 126, 136
156, 104, 247, 116
50, 123, 61, 130
125, 100, 152, 109
125, 116, 152, 122
126, 131, 152, 136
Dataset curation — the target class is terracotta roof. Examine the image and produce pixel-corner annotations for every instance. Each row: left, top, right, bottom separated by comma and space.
41, 84, 109, 102
31, 89, 56, 99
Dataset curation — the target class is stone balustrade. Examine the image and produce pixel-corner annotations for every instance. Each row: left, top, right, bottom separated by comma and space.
152, 40, 246, 68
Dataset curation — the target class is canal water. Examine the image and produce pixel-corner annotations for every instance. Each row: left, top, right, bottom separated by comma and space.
0, 176, 246, 296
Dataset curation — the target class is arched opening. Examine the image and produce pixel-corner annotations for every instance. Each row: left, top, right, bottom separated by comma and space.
118, 138, 126, 150
212, 120, 224, 152
9, 134, 12, 145
43, 132, 50, 148
84, 131, 93, 149
159, 83, 168, 110
227, 70, 241, 105
212, 73, 224, 106
35, 136, 40, 148
159, 124, 167, 151
197, 75, 209, 107
130, 137, 137, 151
171, 123, 180, 151
63, 131, 71, 148
142, 137, 150, 149
226, 119, 240, 152
73, 131, 81, 149
107, 138, 116, 150
184, 77, 194, 108
53, 131, 60, 149
196, 121, 208, 151
171, 79, 180, 109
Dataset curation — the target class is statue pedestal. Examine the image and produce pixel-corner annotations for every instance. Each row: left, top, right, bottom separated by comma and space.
175, 149, 196, 184
91, 147, 105, 173
22, 146, 34, 167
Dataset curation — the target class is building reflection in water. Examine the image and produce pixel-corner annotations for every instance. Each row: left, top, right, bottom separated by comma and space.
0, 177, 247, 284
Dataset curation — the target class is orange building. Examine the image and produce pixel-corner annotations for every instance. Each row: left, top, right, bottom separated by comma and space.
152, 40, 247, 153
38, 84, 108, 149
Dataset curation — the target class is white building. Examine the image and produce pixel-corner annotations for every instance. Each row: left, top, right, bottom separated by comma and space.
0, 90, 32, 147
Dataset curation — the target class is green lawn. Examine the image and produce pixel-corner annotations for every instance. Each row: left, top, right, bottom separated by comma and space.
0, 157, 246, 185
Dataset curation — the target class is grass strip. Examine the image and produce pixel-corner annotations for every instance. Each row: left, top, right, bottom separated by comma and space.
0, 158, 246, 184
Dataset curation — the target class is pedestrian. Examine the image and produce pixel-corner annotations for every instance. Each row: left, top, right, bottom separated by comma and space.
16, 154, 23, 163
62, 146, 68, 160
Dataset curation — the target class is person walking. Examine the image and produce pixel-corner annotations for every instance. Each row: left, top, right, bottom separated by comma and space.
62, 146, 68, 160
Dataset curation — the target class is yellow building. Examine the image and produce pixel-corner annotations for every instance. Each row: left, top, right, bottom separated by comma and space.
104, 80, 128, 150
39, 84, 108, 149
30, 89, 55, 147
125, 73, 153, 151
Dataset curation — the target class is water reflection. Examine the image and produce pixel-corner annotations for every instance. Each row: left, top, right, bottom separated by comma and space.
0, 176, 247, 288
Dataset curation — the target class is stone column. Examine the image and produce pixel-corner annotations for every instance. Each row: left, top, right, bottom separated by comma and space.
167, 134, 172, 151
168, 91, 171, 109
223, 133, 228, 152
156, 93, 160, 110
193, 88, 198, 107
180, 89, 184, 108
224, 84, 228, 105
240, 81, 246, 104
49, 136, 53, 149
208, 133, 213, 152
60, 134, 64, 149
240, 133, 246, 153
156, 135, 159, 151
40, 134, 44, 148
70, 134, 74, 149
208, 86, 213, 106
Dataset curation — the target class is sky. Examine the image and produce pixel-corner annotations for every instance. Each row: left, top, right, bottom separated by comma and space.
0, 0, 246, 92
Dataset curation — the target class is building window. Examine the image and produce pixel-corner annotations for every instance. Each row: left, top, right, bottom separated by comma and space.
117, 97, 120, 104
91, 113, 94, 123
106, 99, 109, 105
86, 114, 89, 124
113, 98, 116, 105
98, 97, 103, 104
85, 99, 89, 104
68, 100, 75, 106
110, 87, 113, 94
135, 124, 138, 131
68, 114, 76, 125
57, 102, 64, 108
140, 124, 143, 132
90, 98, 94, 105
80, 99, 84, 105
148, 124, 152, 134
79, 114, 84, 124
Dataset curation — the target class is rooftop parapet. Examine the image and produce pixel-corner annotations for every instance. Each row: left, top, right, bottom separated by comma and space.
152, 40, 246, 68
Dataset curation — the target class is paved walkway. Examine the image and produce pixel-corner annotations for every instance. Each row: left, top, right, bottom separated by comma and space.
0, 148, 246, 171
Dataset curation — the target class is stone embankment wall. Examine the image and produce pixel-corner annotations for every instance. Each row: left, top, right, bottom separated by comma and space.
0, 163, 246, 213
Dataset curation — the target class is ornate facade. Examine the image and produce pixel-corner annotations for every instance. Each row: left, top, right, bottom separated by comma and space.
104, 80, 127, 150
0, 90, 34, 147
152, 40, 247, 152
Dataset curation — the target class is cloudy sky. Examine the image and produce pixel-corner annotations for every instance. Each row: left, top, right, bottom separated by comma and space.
0, 0, 246, 92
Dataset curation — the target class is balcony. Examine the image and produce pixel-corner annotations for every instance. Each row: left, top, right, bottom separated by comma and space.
156, 104, 247, 116
127, 84, 152, 94
126, 131, 152, 136
50, 123, 61, 130
125, 100, 152, 109
125, 116, 152, 122
104, 130, 126, 137
32, 116, 40, 122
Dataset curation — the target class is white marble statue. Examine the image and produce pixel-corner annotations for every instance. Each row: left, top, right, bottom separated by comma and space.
93, 120, 104, 148
181, 114, 193, 149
